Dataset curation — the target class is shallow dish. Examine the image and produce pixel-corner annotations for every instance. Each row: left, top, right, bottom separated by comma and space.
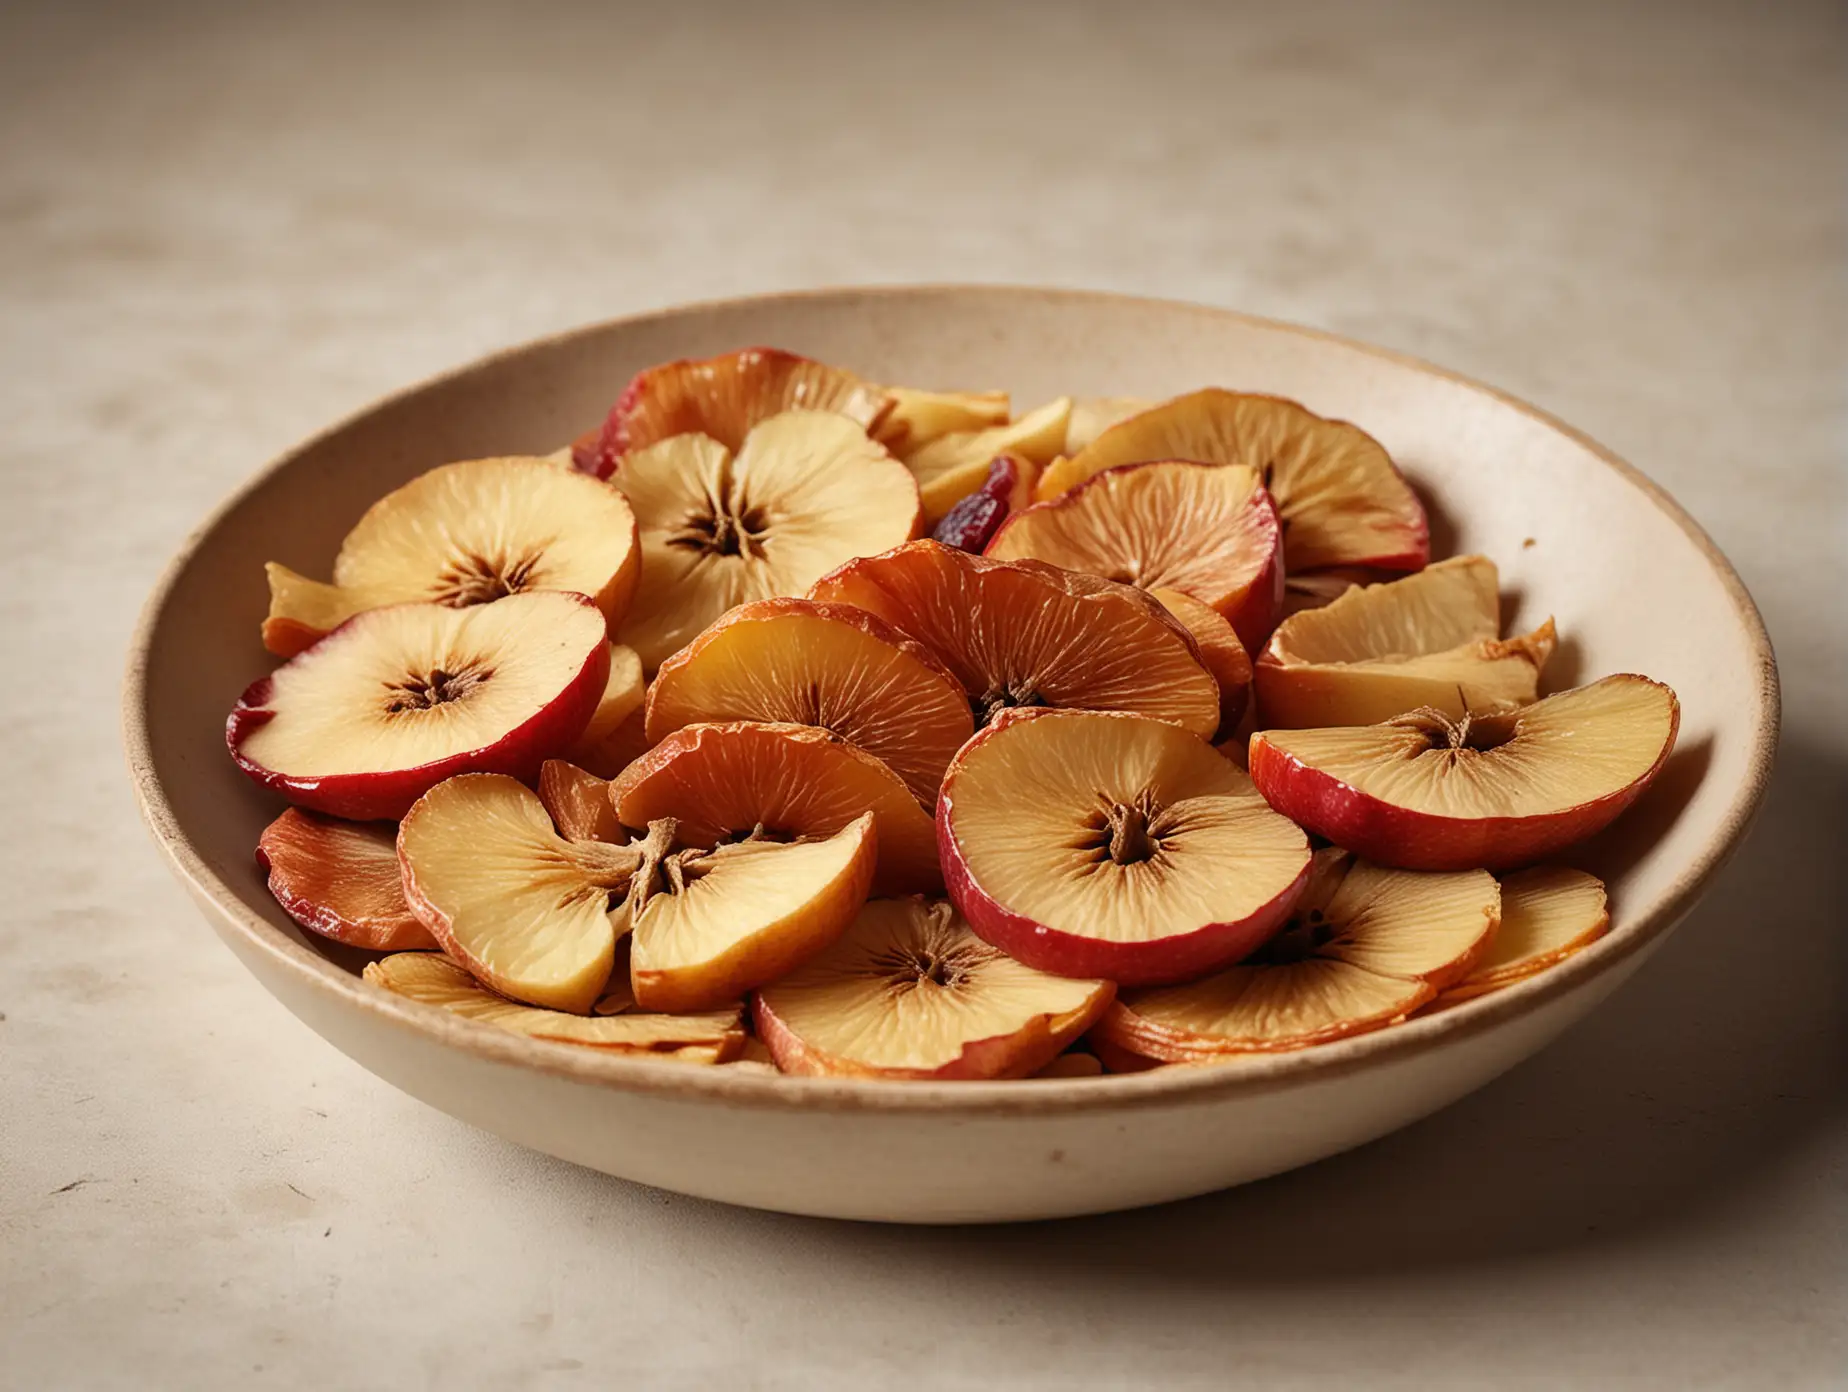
124, 286, 1778, 1223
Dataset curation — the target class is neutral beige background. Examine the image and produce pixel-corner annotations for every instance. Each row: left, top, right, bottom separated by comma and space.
2, 1, 1842, 1387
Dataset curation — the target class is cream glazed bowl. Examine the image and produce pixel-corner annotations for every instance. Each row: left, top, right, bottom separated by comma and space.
124, 286, 1778, 1224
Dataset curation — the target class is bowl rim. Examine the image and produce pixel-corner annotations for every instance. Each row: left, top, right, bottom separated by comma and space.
122, 283, 1781, 1117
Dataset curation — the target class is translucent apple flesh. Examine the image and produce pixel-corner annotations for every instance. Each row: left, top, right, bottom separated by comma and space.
610, 720, 941, 895
938, 708, 1312, 985
261, 457, 640, 657
644, 597, 973, 806
987, 459, 1285, 652
1256, 555, 1555, 728
1249, 674, 1680, 871
228, 591, 610, 821
808, 539, 1223, 740
610, 410, 922, 669
752, 898, 1114, 1079
1094, 848, 1498, 1059
256, 808, 436, 951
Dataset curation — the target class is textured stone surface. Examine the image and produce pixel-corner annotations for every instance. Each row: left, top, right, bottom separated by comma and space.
1, 0, 1842, 1386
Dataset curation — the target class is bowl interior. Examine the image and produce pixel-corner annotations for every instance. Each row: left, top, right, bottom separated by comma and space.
129, 287, 1776, 1100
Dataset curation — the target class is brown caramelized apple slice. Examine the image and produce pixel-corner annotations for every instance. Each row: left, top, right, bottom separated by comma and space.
262, 457, 641, 657
808, 539, 1222, 739
1094, 848, 1498, 1059
364, 953, 744, 1063
1249, 674, 1680, 871
753, 898, 1114, 1079
1256, 556, 1556, 728
611, 411, 922, 669
645, 597, 973, 806
257, 808, 436, 951
1036, 389, 1429, 574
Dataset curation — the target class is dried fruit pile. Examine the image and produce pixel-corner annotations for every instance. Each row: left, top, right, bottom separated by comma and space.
229, 347, 1677, 1079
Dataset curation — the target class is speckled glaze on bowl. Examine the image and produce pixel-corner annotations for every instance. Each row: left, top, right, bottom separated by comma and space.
123, 287, 1778, 1224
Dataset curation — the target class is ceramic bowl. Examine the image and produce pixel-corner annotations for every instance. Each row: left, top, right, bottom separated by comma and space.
124, 287, 1778, 1223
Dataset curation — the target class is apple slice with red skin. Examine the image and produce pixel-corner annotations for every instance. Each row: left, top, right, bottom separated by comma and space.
1249, 674, 1680, 872
938, 707, 1312, 986
752, 898, 1114, 1079
228, 592, 610, 821
256, 808, 436, 950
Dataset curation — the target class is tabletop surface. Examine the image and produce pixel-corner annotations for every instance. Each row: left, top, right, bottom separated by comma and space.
2, 1, 1842, 1387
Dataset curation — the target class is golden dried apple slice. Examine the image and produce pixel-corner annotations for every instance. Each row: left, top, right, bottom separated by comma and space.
561, 643, 645, 757
1256, 556, 1556, 728
630, 815, 877, 1013
753, 899, 1115, 1079
1036, 390, 1429, 575
568, 700, 653, 780
256, 808, 436, 950
364, 953, 744, 1062
1150, 588, 1252, 736
645, 597, 973, 805
808, 539, 1222, 739
262, 457, 641, 657
1439, 866, 1609, 1003
987, 460, 1285, 651
537, 759, 626, 844
610, 721, 940, 895
229, 591, 611, 821
1093, 849, 1498, 1059
872, 387, 1011, 454
900, 397, 1074, 525
581, 346, 893, 477
939, 708, 1312, 985
1064, 397, 1153, 455
612, 411, 922, 669
1250, 674, 1681, 871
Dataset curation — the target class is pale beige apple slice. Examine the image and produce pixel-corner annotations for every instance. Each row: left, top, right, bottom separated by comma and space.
256, 808, 436, 950
986, 459, 1285, 651
229, 591, 610, 821
1035, 389, 1429, 575
363, 953, 745, 1063
899, 396, 1074, 525
808, 539, 1223, 739
872, 387, 1011, 455
611, 410, 922, 669
1437, 866, 1609, 1004
644, 597, 973, 806
579, 346, 893, 477
938, 707, 1312, 985
610, 721, 941, 895
1150, 588, 1252, 736
753, 899, 1115, 1079
261, 457, 641, 657
1092, 849, 1498, 1060
560, 643, 645, 766
1256, 556, 1556, 728
1063, 397, 1153, 456
630, 815, 877, 1013
1249, 674, 1680, 871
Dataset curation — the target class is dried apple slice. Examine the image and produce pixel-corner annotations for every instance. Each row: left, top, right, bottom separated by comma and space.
1064, 397, 1153, 455
1250, 674, 1681, 871
1150, 587, 1252, 735
256, 808, 436, 950
363, 953, 744, 1063
611, 410, 922, 669
987, 460, 1285, 651
610, 721, 940, 895
580, 346, 892, 477
1032, 1052, 1106, 1079
229, 592, 610, 821
1036, 390, 1429, 574
1438, 866, 1609, 1004
1256, 556, 1556, 728
560, 643, 645, 759
631, 815, 876, 1013
569, 701, 653, 780
261, 457, 641, 657
931, 455, 1038, 553
1093, 849, 1498, 1058
808, 539, 1222, 739
938, 708, 1312, 985
873, 387, 1010, 454
644, 597, 973, 805
900, 396, 1073, 524
537, 759, 625, 844
753, 899, 1114, 1079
